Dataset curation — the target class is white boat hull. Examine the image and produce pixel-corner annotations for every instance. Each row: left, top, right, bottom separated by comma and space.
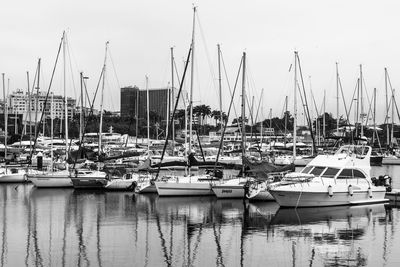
212, 185, 244, 198
136, 183, 157, 193
105, 179, 136, 190
246, 181, 275, 201
247, 188, 275, 201
0, 173, 27, 183
30, 177, 72, 188
28, 170, 72, 188
270, 189, 387, 207
155, 181, 213, 196
382, 156, 400, 165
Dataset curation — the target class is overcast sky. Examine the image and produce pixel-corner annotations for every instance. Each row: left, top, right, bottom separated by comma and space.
1, 0, 400, 124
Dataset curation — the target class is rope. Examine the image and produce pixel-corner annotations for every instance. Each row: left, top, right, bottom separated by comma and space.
295, 186, 303, 209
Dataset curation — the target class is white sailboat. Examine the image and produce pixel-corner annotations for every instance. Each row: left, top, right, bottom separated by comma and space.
28, 34, 72, 188
212, 51, 247, 199
135, 173, 158, 193
105, 173, 138, 190
29, 169, 72, 187
154, 7, 221, 197
156, 174, 216, 196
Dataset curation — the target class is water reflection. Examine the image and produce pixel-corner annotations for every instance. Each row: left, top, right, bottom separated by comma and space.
1, 184, 400, 266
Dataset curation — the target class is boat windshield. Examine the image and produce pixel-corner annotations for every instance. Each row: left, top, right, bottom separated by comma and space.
310, 166, 325, 176
321, 168, 340, 178
337, 168, 366, 179
301, 166, 313, 174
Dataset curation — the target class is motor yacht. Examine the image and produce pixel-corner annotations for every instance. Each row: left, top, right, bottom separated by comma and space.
269, 145, 388, 207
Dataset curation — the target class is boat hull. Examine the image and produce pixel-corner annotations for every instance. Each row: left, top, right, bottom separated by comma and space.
136, 183, 157, 193
155, 181, 213, 196
71, 177, 107, 189
370, 155, 383, 166
105, 179, 136, 190
212, 185, 244, 198
0, 173, 27, 183
386, 189, 400, 201
382, 157, 400, 165
30, 177, 72, 188
247, 188, 275, 201
270, 189, 387, 207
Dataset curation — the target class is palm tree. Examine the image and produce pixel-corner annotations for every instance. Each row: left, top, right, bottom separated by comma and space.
211, 110, 228, 127
211, 110, 221, 126
174, 109, 186, 130
199, 104, 211, 125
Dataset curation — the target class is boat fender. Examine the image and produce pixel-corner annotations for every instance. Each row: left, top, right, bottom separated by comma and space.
328, 185, 333, 197
368, 187, 373, 198
348, 185, 353, 196
128, 181, 137, 191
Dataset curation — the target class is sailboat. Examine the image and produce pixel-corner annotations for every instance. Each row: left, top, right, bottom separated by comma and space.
70, 42, 109, 189
29, 33, 76, 188
135, 76, 159, 193
212, 51, 248, 198
154, 7, 222, 197
245, 51, 303, 201
0, 74, 39, 182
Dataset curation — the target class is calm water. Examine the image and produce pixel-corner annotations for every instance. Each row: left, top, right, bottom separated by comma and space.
1, 166, 400, 267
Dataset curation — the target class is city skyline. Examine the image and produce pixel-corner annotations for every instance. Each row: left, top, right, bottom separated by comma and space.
1, 1, 400, 124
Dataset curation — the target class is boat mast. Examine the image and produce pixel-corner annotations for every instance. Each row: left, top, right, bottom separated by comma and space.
135, 87, 139, 146
217, 44, 223, 155
2, 73, 7, 163
241, 52, 246, 178
356, 78, 360, 137
146, 75, 150, 152
360, 64, 364, 137
284, 95, 288, 148
34, 59, 41, 143
170, 47, 175, 155
385, 68, 389, 147
336, 62, 339, 135
189, 6, 196, 158
391, 89, 395, 149
166, 82, 170, 143
99, 41, 109, 155
259, 89, 265, 149
293, 51, 297, 158
63, 32, 68, 160
323, 89, 326, 139
373, 87, 376, 144
79, 72, 84, 143
51, 92, 54, 171
26, 71, 31, 152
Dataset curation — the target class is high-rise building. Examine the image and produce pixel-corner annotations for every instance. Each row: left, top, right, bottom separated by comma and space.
8, 89, 76, 122
120, 86, 173, 123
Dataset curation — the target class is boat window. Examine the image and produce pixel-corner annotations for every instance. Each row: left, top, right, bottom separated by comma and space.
301, 166, 313, 174
337, 169, 353, 179
352, 169, 366, 178
321, 168, 340, 178
310, 166, 325, 176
